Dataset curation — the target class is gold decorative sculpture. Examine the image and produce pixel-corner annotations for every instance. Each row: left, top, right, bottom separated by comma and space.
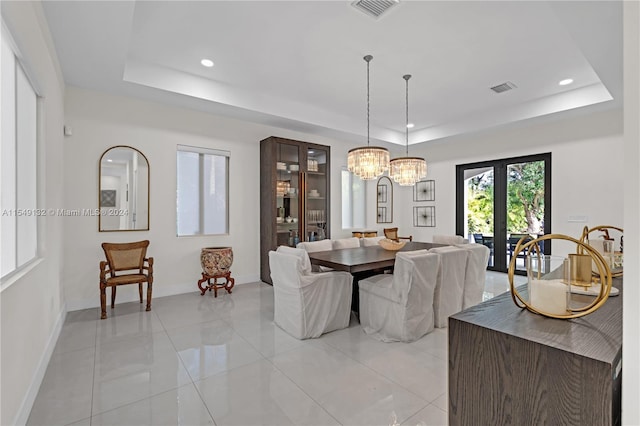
508, 233, 613, 319
579, 225, 623, 278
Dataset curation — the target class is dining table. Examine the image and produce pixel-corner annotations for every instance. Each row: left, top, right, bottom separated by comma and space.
307, 241, 445, 273
308, 241, 446, 314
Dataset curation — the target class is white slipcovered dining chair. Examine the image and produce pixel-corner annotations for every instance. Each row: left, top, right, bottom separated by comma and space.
333, 237, 361, 250
457, 243, 491, 309
429, 246, 469, 328
361, 236, 385, 247
433, 235, 468, 245
297, 239, 333, 272
269, 247, 353, 339
358, 250, 439, 342
296, 239, 332, 253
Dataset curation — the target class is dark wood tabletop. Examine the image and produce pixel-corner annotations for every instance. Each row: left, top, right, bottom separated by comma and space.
308, 241, 445, 274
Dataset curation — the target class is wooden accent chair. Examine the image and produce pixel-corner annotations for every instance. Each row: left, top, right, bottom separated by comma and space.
99, 240, 153, 319
383, 227, 413, 242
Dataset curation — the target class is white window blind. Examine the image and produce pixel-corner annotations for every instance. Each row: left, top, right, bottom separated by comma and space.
176, 145, 229, 236
1, 28, 39, 279
341, 169, 365, 229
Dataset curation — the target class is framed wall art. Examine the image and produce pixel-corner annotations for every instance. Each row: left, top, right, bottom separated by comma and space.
376, 176, 393, 223
414, 206, 436, 227
100, 190, 117, 207
377, 183, 387, 203
377, 207, 389, 223
414, 180, 435, 202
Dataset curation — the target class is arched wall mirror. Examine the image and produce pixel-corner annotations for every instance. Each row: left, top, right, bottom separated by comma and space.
376, 176, 393, 223
99, 145, 149, 231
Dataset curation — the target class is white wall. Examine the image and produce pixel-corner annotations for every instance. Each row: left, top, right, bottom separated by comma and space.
374, 108, 624, 261
0, 2, 66, 425
63, 87, 357, 311
622, 1, 639, 423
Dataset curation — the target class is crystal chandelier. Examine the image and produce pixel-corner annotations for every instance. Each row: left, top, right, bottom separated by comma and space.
389, 74, 427, 186
347, 55, 390, 180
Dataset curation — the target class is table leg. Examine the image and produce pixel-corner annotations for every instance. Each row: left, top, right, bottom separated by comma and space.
351, 270, 380, 318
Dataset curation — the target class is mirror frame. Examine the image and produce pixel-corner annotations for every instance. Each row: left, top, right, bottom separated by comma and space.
99, 145, 150, 232
376, 176, 393, 223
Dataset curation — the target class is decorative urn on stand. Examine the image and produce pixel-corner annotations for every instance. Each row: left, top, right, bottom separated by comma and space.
198, 247, 235, 297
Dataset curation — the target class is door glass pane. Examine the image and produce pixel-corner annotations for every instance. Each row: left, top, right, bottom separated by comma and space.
306, 147, 327, 241
464, 167, 495, 268
507, 160, 545, 272
276, 143, 300, 246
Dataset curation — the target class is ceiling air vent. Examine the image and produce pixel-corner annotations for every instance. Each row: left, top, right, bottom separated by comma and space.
490, 81, 517, 94
351, 0, 400, 20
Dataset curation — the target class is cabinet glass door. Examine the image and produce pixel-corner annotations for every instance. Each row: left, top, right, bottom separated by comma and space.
304, 147, 328, 242
276, 143, 300, 246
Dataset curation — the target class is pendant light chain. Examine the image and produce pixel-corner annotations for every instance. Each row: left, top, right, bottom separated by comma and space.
366, 55, 371, 146
346, 54, 390, 180
389, 73, 428, 186
405, 74, 410, 157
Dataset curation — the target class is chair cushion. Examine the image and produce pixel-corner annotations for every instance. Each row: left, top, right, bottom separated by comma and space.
105, 274, 148, 285
276, 246, 312, 275
333, 237, 360, 250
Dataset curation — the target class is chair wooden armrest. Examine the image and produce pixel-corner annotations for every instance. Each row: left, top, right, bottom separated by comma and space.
99, 261, 110, 282
143, 257, 154, 274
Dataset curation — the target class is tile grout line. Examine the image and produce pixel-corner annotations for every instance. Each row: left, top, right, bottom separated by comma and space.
259, 349, 344, 426
186, 295, 343, 425
160, 305, 218, 425
319, 334, 436, 410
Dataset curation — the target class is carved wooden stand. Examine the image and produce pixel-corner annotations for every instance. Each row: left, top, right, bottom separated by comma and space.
197, 271, 235, 297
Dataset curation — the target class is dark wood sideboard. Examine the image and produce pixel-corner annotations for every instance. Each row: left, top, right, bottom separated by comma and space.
449, 279, 622, 426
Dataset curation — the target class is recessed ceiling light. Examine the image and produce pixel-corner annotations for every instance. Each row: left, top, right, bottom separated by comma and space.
407, 123, 414, 129
201, 59, 214, 68
107, 159, 113, 162
559, 78, 574, 86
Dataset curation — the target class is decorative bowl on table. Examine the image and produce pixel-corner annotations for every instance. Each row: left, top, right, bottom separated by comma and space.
379, 238, 406, 251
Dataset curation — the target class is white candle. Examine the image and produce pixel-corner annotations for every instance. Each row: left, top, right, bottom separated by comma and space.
530, 279, 568, 315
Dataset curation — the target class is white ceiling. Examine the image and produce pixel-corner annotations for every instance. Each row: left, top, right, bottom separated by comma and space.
41, 1, 622, 147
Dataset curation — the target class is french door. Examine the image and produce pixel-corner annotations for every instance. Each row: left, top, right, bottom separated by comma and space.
456, 153, 551, 273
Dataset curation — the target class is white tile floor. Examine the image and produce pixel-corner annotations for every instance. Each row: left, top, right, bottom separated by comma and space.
27, 271, 521, 426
